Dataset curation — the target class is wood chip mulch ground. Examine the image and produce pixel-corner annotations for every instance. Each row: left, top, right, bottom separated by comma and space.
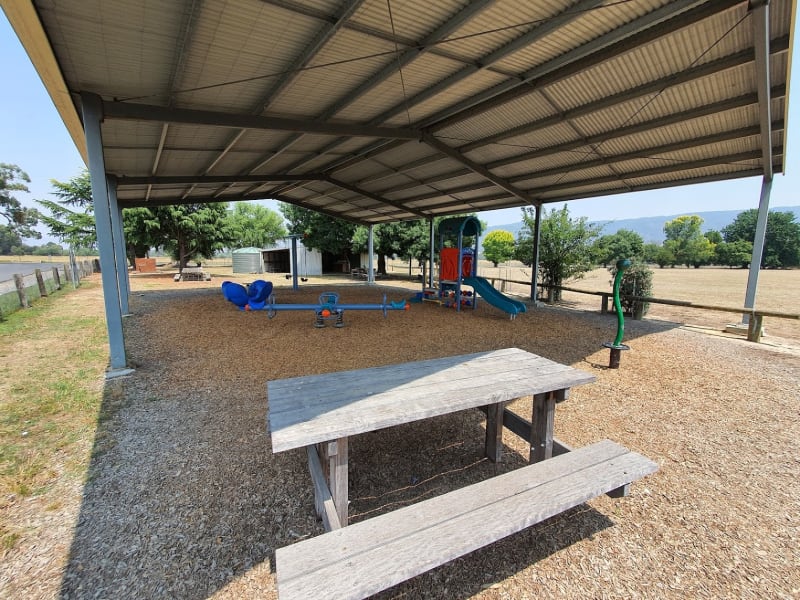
4, 273, 799, 599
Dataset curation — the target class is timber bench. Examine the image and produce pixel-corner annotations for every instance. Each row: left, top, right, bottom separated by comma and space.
267, 348, 657, 599
276, 440, 657, 600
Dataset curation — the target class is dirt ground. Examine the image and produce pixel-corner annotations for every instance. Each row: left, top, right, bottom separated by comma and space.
2, 268, 799, 599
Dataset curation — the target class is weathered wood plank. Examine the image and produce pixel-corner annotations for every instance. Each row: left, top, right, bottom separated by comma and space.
483, 402, 505, 463
327, 439, 348, 527
276, 440, 658, 600
268, 349, 556, 406
477, 406, 571, 456
306, 446, 342, 531
270, 371, 587, 452
269, 361, 578, 423
531, 392, 557, 462
269, 349, 594, 452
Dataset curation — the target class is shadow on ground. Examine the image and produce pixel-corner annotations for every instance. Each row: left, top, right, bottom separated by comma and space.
58, 284, 673, 599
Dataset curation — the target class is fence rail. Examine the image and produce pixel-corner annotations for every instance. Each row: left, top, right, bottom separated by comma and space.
486, 277, 798, 343
0, 260, 96, 320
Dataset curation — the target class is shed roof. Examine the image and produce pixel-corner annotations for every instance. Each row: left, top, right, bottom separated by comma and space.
3, 0, 794, 224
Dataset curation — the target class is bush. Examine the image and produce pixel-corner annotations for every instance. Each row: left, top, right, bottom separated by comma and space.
609, 261, 653, 318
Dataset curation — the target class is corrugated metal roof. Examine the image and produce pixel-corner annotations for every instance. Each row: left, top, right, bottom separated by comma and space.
2, 0, 794, 223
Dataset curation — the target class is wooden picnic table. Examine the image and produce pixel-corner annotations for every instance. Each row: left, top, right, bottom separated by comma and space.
267, 348, 657, 600
267, 347, 596, 528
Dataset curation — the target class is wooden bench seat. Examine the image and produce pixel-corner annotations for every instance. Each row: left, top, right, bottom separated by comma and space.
275, 439, 657, 600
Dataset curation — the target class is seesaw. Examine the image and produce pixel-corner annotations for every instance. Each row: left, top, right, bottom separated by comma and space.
221, 281, 409, 328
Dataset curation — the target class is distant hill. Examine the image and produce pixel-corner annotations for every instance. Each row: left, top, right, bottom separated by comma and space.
483, 205, 800, 245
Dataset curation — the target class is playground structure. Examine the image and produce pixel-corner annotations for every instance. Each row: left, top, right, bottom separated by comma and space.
424, 216, 527, 319
222, 280, 408, 327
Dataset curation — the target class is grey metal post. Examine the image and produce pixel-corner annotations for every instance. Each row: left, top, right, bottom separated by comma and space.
530, 204, 542, 305
81, 91, 128, 372
290, 235, 299, 290
428, 217, 435, 289
108, 177, 130, 314
367, 224, 375, 284
742, 176, 772, 324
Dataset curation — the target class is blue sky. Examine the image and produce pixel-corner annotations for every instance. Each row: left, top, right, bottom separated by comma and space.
1, 12, 797, 238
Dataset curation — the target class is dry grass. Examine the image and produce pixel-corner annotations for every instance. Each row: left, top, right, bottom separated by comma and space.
1, 267, 798, 599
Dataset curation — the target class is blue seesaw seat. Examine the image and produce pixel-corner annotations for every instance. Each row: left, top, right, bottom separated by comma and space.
221, 280, 274, 310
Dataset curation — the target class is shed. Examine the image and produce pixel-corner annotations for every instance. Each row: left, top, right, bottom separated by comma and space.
264, 240, 323, 276
231, 247, 264, 274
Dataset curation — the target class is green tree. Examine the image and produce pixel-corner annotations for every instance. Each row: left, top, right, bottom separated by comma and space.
31, 242, 65, 256
721, 209, 800, 268
714, 240, 753, 268
154, 203, 235, 270
653, 244, 677, 268
592, 229, 644, 267
227, 202, 286, 248
351, 220, 428, 275
1, 163, 41, 239
704, 230, 723, 245
0, 225, 23, 254
514, 205, 601, 301
122, 207, 163, 266
482, 230, 515, 267
36, 170, 97, 249
280, 203, 357, 268
663, 215, 713, 267
642, 243, 661, 264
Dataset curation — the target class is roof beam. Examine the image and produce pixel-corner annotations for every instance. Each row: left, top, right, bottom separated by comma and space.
117, 173, 327, 186
750, 0, 773, 179
199, 0, 365, 179
348, 81, 786, 200
507, 122, 782, 184
485, 85, 786, 170
422, 134, 537, 205
118, 193, 370, 224
99, 99, 421, 140
278, 0, 725, 178
243, 0, 493, 174
269, 0, 611, 177
326, 177, 428, 218
425, 0, 741, 133
535, 169, 768, 206
460, 38, 789, 154
522, 147, 782, 199
259, 0, 518, 78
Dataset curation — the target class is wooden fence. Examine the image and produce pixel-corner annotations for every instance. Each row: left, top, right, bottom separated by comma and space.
0, 260, 95, 320
488, 277, 799, 344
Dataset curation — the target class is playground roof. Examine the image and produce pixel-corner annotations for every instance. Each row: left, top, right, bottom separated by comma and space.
3, 0, 794, 224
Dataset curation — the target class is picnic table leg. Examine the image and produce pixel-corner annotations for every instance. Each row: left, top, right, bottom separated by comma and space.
321, 438, 349, 526
484, 402, 506, 462
530, 392, 556, 462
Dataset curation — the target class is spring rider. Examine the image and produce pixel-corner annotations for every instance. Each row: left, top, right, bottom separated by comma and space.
602, 258, 631, 369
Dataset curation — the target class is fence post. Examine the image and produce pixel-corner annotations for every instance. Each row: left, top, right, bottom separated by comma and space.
35, 269, 48, 298
747, 314, 764, 342
13, 274, 30, 309
52, 266, 62, 290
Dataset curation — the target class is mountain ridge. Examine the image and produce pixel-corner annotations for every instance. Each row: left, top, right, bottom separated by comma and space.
484, 205, 800, 244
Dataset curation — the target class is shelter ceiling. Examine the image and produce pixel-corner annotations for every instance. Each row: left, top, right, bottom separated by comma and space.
3, 0, 794, 224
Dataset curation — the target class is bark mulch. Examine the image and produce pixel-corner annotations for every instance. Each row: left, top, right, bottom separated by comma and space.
4, 275, 799, 599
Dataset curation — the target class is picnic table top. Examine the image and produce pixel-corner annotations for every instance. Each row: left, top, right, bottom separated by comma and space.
267, 348, 595, 453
